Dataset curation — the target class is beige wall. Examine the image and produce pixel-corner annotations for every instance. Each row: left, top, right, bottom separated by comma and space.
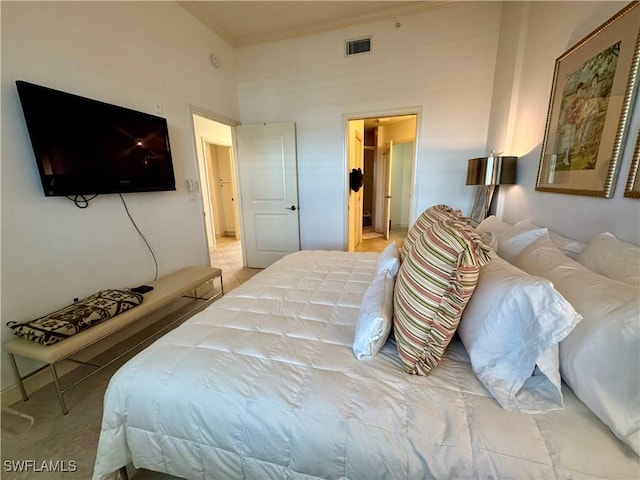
381, 118, 417, 145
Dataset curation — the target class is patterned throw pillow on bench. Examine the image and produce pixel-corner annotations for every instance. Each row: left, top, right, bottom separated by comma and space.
7, 289, 143, 345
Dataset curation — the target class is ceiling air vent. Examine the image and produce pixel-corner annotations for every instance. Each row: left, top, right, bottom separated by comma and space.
345, 37, 371, 56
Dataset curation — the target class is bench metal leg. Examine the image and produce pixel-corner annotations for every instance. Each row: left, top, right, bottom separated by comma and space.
8, 353, 29, 401
118, 466, 129, 480
50, 364, 69, 415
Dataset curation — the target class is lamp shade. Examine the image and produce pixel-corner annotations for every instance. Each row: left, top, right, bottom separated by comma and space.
466, 156, 517, 186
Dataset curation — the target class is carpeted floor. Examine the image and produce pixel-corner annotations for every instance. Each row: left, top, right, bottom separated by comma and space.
1, 408, 34, 439
1, 353, 181, 480
2, 357, 129, 479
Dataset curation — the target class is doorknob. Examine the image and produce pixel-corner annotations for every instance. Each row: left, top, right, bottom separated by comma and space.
286, 205, 297, 211
385, 195, 393, 199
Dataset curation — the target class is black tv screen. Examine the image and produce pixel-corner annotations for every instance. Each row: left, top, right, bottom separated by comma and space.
16, 80, 176, 197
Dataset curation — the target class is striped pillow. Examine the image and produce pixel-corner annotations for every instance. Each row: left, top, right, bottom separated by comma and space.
394, 220, 491, 375
400, 205, 463, 260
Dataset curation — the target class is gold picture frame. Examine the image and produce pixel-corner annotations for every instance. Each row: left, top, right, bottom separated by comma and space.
624, 128, 640, 197
536, 2, 640, 198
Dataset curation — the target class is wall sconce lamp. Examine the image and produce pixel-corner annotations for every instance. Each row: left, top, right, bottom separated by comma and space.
466, 152, 517, 225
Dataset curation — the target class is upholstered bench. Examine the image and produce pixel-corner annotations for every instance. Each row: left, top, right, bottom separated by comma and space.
6, 266, 223, 414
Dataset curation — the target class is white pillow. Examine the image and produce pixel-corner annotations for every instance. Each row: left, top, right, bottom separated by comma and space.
376, 241, 400, 277
459, 253, 581, 413
475, 215, 514, 238
475, 215, 547, 262
514, 234, 640, 455
498, 228, 548, 263
352, 270, 394, 360
576, 232, 640, 287
478, 231, 498, 251
515, 220, 586, 258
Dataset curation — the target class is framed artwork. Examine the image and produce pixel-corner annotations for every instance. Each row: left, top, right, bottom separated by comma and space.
624, 128, 640, 198
536, 2, 640, 198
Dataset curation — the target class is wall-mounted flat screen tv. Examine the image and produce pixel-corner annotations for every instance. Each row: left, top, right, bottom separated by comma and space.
16, 80, 176, 197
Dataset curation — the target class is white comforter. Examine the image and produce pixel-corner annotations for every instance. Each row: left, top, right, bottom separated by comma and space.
93, 251, 639, 479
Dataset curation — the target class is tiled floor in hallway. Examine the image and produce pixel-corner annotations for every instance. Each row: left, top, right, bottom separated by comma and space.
210, 235, 262, 292
355, 227, 407, 253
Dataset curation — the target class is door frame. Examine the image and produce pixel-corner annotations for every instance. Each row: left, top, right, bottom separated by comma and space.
189, 106, 243, 264
343, 106, 422, 250
347, 127, 364, 252
384, 140, 393, 240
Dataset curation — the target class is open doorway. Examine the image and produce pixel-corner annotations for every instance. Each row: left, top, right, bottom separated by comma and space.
205, 141, 240, 240
347, 114, 417, 252
191, 112, 241, 260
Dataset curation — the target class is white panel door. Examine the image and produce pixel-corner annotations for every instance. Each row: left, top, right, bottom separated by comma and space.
235, 122, 300, 268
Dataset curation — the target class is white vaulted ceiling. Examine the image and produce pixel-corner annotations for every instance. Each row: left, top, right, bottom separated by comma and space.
177, 1, 452, 47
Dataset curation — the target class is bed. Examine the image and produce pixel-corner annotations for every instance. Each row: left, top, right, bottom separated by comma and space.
92, 209, 640, 480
